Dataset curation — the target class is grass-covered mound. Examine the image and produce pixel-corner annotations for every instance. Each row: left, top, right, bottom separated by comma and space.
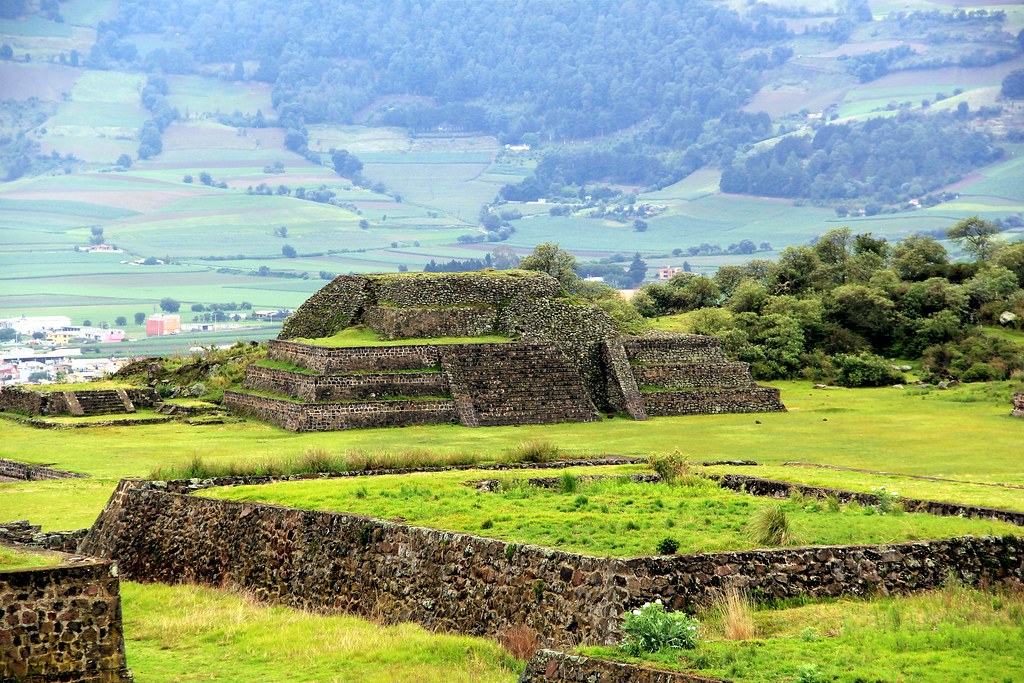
199, 466, 1021, 557
581, 580, 1024, 683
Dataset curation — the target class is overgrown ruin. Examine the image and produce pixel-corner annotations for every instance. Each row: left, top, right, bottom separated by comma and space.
224, 271, 784, 431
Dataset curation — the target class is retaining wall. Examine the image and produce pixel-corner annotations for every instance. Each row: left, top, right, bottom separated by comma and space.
634, 363, 755, 390
80, 481, 1024, 649
641, 387, 785, 416
267, 340, 440, 373
223, 391, 457, 432
622, 337, 727, 364
242, 365, 447, 402
518, 650, 727, 683
364, 305, 497, 339
0, 388, 157, 417
0, 459, 83, 481
1013, 393, 1024, 418
0, 560, 132, 683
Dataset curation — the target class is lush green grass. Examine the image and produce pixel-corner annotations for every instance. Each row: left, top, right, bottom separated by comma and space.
121, 582, 521, 683
1, 380, 1022, 531
700, 464, 1024, 514
0, 546, 62, 570
298, 326, 510, 347
199, 466, 1021, 557
582, 581, 1024, 683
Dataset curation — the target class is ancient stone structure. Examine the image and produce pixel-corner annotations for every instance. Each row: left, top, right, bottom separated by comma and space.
0, 459, 84, 482
519, 650, 728, 683
0, 522, 87, 553
0, 559, 133, 682
225, 272, 783, 431
81, 480, 1024, 649
0, 387, 158, 417
1013, 393, 1024, 418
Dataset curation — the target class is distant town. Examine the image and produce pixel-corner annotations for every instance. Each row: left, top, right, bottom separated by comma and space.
0, 312, 290, 386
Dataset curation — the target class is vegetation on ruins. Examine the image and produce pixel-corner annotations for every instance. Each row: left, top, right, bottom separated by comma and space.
198, 466, 1021, 557
619, 600, 700, 656
583, 577, 1024, 682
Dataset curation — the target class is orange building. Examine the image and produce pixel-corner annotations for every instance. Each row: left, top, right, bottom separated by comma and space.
146, 314, 181, 336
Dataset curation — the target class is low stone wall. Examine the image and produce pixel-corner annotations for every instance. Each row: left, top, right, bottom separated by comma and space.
623, 336, 726, 364
0, 387, 44, 414
713, 473, 1024, 527
364, 305, 498, 339
1013, 393, 1024, 418
0, 521, 88, 553
81, 481, 1024, 649
641, 387, 785, 416
242, 366, 448, 402
223, 391, 457, 432
634, 363, 755, 390
0, 458, 84, 481
1, 559, 133, 683
519, 650, 727, 683
267, 340, 440, 373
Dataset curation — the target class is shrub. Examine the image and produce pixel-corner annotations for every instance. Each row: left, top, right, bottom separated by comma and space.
620, 600, 700, 655
832, 352, 904, 387
508, 439, 560, 463
749, 505, 792, 547
716, 587, 755, 641
498, 624, 540, 661
649, 449, 695, 485
796, 663, 825, 683
656, 537, 680, 555
558, 472, 579, 494
872, 486, 901, 514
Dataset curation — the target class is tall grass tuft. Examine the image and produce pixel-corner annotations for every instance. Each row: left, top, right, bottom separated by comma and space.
507, 439, 560, 463
714, 587, 756, 641
497, 623, 540, 661
749, 505, 792, 547
649, 449, 702, 487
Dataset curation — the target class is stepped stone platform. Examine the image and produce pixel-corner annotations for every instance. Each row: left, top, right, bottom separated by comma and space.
224, 272, 784, 432
0, 387, 158, 417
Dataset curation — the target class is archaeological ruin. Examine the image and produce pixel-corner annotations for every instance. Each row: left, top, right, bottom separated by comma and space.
224, 270, 785, 431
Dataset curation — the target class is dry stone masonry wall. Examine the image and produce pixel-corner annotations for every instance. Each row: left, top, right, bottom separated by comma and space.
0, 559, 132, 683
81, 481, 1024, 649
518, 650, 728, 683
1013, 393, 1024, 418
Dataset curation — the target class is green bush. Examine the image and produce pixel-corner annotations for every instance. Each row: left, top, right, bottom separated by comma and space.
620, 601, 700, 655
656, 537, 680, 555
832, 352, 904, 387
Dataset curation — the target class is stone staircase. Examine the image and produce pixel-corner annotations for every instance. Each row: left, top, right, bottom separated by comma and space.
620, 336, 785, 416
63, 389, 136, 416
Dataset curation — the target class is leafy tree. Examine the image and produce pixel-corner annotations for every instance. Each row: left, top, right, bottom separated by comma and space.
947, 215, 1000, 263
134, 312, 145, 325
159, 297, 180, 313
331, 149, 363, 178
116, 154, 132, 168
0, 44, 13, 60
282, 244, 297, 258
0, 328, 16, 341
994, 241, 1024, 287
115, 316, 127, 326
627, 253, 647, 285
891, 234, 949, 280
1001, 69, 1024, 99
519, 242, 579, 292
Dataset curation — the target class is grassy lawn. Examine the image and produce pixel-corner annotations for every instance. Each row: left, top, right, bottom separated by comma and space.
121, 582, 521, 683
1, 379, 1022, 531
297, 326, 510, 347
0, 546, 62, 570
582, 581, 1024, 683
199, 466, 1021, 557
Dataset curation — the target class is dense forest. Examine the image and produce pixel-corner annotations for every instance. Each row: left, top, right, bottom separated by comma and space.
719, 112, 1002, 207
621, 219, 1024, 386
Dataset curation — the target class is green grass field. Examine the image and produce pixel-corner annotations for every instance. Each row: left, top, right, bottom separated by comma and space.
199, 466, 1021, 557
583, 581, 1024, 683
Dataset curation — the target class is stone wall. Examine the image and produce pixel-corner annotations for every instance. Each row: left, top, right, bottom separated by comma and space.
0, 559, 133, 683
267, 340, 440, 373
713, 473, 1024, 527
374, 271, 562, 308
81, 481, 1024, 649
0, 459, 84, 481
622, 336, 727, 364
1013, 393, 1024, 418
641, 387, 785, 416
223, 391, 458, 432
0, 522, 87, 553
634, 363, 755, 390
0, 387, 44, 414
364, 306, 498, 339
440, 343, 600, 427
519, 650, 727, 683
278, 275, 373, 340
